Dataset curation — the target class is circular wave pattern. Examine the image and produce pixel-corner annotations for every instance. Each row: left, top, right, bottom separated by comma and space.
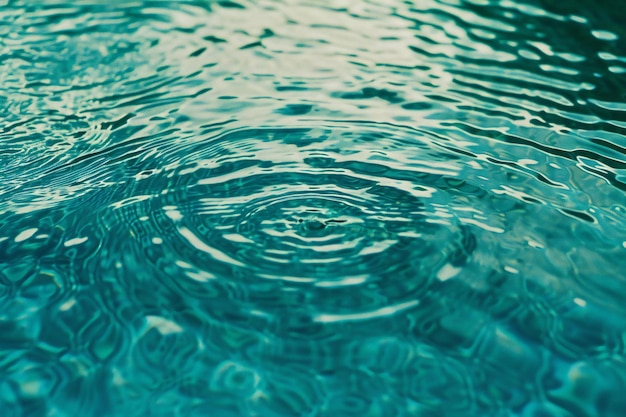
118, 126, 473, 321
2, 1, 626, 416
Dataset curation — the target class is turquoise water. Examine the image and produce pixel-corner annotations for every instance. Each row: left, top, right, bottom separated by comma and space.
1, 0, 626, 415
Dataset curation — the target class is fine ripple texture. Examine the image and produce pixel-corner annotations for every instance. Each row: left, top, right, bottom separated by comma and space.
1, 1, 626, 416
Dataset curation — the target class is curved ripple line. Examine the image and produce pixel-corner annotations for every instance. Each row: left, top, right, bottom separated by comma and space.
178, 226, 245, 268
313, 300, 420, 323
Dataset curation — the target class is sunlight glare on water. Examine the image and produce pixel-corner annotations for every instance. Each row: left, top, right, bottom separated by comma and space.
1, 0, 626, 416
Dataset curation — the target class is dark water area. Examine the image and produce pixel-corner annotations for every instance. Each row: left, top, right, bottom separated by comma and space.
1, 0, 626, 416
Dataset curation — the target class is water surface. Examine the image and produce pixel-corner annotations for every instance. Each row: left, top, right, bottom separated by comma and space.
1, 1, 626, 416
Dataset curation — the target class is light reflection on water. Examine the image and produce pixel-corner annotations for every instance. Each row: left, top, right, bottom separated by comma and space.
1, 0, 626, 416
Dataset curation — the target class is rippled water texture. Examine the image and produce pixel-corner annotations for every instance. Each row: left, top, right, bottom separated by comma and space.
2, 0, 626, 416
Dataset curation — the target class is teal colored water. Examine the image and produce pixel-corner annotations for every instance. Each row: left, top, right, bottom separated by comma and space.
1, 0, 626, 416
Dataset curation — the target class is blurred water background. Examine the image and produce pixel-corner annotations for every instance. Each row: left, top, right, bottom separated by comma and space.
1, 0, 626, 416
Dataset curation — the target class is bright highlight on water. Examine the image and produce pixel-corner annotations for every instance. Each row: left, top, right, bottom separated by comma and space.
1, 0, 626, 416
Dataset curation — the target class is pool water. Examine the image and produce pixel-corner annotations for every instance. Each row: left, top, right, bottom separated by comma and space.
1, 1, 626, 416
